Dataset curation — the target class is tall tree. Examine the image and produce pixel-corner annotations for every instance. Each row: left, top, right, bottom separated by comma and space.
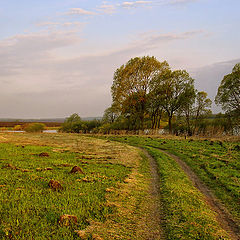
151, 69, 195, 133
215, 63, 240, 117
111, 56, 169, 129
181, 91, 212, 135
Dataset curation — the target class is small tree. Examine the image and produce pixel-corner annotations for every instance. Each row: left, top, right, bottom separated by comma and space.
60, 113, 82, 133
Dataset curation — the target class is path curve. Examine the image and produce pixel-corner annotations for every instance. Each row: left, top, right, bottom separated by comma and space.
160, 149, 240, 240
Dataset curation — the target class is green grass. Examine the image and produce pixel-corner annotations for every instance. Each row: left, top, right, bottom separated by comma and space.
147, 147, 228, 240
104, 136, 240, 221
97, 135, 240, 239
0, 143, 130, 239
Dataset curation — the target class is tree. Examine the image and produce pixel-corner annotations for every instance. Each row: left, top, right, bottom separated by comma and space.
61, 113, 82, 133
102, 105, 119, 124
111, 56, 169, 129
215, 63, 240, 117
181, 91, 212, 135
146, 90, 164, 129
151, 69, 195, 133
193, 91, 212, 133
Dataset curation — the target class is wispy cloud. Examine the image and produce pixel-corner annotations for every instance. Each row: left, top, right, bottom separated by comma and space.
168, 0, 197, 5
120, 1, 153, 8
98, 2, 116, 14
0, 28, 205, 117
36, 21, 85, 30
66, 8, 97, 16
133, 30, 204, 48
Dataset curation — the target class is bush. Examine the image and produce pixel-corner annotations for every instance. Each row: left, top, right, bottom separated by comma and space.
24, 123, 46, 133
13, 125, 23, 131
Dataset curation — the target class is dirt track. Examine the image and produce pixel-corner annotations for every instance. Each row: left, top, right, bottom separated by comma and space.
140, 149, 163, 240
160, 150, 240, 240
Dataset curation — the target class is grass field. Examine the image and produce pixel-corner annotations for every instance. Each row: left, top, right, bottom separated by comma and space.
106, 136, 240, 222
0, 133, 239, 239
99, 135, 240, 239
0, 133, 155, 239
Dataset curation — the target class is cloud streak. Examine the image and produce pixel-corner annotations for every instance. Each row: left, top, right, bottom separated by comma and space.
66, 8, 97, 16
121, 1, 153, 8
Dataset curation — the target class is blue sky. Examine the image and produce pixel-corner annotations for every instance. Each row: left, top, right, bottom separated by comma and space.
0, 0, 240, 118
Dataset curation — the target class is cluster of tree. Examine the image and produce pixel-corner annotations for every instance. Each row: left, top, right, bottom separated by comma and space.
62, 57, 239, 136
215, 63, 240, 130
102, 57, 240, 135
101, 56, 215, 135
60, 113, 101, 133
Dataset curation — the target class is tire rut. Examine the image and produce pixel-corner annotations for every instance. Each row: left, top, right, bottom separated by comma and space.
160, 149, 240, 240
141, 149, 164, 240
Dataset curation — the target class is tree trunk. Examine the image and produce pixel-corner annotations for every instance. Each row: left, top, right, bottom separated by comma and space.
168, 115, 172, 134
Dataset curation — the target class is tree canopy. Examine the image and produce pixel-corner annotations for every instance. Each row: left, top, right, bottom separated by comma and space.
111, 56, 169, 129
215, 63, 240, 116
150, 69, 195, 133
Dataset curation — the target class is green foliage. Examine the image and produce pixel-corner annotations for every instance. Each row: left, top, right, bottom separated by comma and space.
215, 63, 240, 117
24, 123, 46, 133
13, 125, 23, 131
109, 56, 199, 133
150, 69, 196, 133
111, 56, 169, 129
60, 114, 101, 133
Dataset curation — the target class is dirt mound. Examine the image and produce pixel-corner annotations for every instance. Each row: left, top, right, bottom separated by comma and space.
39, 152, 49, 157
59, 214, 77, 226
70, 166, 84, 174
48, 180, 63, 191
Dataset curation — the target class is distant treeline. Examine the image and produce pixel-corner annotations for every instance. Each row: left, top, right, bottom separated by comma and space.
0, 122, 62, 128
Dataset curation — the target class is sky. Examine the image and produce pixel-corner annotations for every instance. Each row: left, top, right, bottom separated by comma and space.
0, 0, 240, 118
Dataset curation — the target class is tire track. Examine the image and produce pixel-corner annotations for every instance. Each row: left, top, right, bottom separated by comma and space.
141, 149, 164, 240
160, 149, 240, 240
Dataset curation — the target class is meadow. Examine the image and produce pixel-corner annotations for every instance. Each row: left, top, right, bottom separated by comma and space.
0, 133, 239, 239
105, 136, 240, 221
0, 133, 156, 239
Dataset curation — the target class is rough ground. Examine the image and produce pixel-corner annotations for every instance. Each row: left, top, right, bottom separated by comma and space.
161, 150, 240, 240
140, 149, 163, 240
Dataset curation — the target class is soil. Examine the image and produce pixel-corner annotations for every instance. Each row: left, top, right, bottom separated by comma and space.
141, 149, 164, 240
161, 150, 240, 240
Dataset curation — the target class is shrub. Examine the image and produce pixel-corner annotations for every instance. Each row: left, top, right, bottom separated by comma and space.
13, 125, 23, 131
24, 123, 46, 133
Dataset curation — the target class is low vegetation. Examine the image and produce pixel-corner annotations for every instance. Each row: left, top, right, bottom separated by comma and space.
24, 123, 46, 133
147, 147, 229, 239
103, 136, 240, 223
0, 133, 155, 239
